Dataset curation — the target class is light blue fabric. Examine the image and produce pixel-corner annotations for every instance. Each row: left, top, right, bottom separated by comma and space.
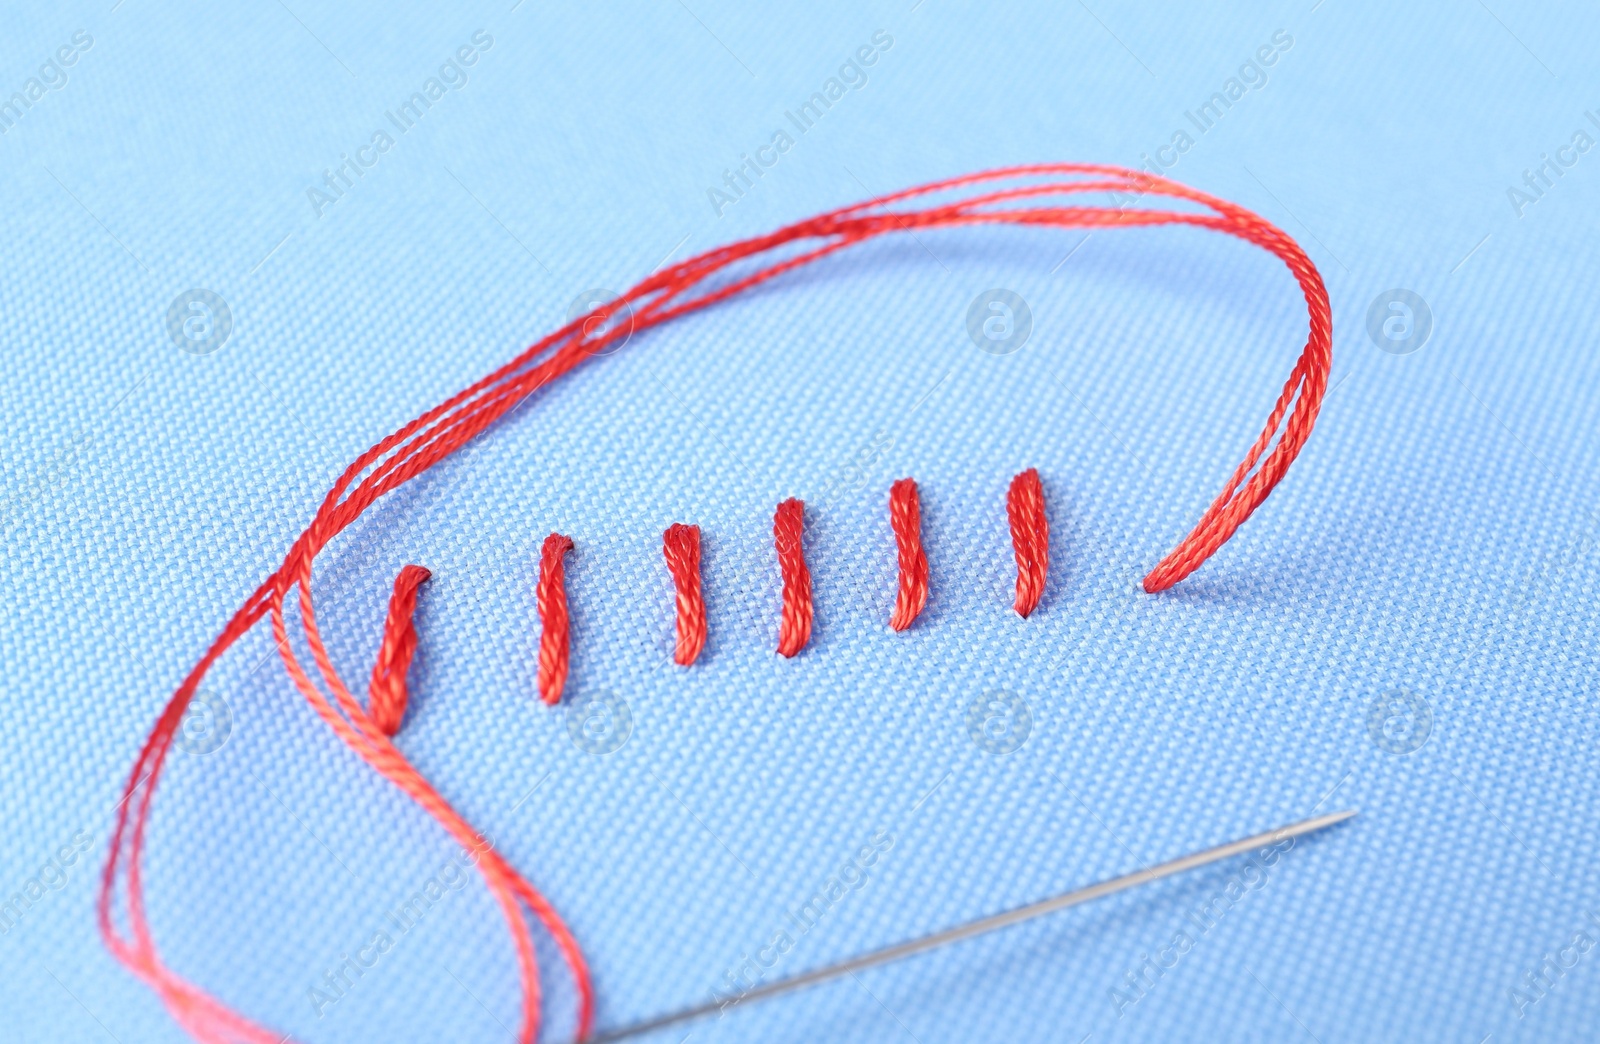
4, 1, 1599, 1041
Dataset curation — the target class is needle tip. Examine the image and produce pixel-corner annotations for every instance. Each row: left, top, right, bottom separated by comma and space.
1303, 808, 1358, 832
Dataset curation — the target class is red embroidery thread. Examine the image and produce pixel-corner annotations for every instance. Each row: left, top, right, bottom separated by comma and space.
773, 498, 813, 657
1007, 469, 1049, 618
101, 165, 1330, 1044
662, 523, 707, 666
887, 478, 929, 631
537, 534, 576, 706
368, 564, 431, 736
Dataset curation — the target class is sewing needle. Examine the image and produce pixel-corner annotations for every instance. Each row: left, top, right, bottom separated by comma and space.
586, 809, 1355, 1042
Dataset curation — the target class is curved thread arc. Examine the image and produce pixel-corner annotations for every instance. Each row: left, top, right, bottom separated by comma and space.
100, 164, 1331, 1044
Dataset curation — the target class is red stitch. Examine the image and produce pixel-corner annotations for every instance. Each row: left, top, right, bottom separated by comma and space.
103, 165, 1329, 1044
888, 478, 928, 631
1007, 469, 1049, 618
368, 564, 431, 736
773, 498, 813, 657
536, 534, 575, 706
662, 523, 706, 666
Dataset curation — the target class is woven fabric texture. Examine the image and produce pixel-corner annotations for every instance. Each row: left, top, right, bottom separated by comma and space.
3, 1, 1598, 1042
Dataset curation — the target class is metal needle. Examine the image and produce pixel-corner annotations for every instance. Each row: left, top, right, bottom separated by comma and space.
586, 809, 1357, 1042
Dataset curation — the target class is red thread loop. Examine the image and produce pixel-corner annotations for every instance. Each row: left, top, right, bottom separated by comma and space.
536, 533, 575, 705
368, 564, 432, 736
102, 165, 1329, 1044
662, 523, 706, 666
888, 478, 929, 631
1007, 468, 1049, 618
773, 498, 813, 657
